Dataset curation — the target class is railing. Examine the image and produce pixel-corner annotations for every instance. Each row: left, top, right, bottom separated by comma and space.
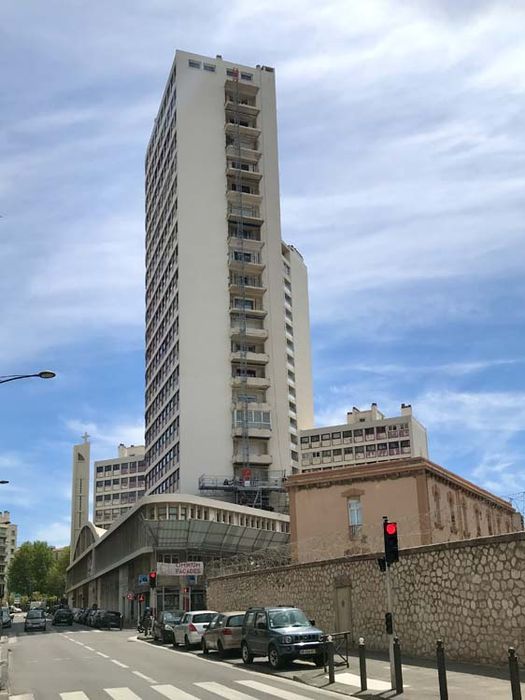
198, 473, 286, 491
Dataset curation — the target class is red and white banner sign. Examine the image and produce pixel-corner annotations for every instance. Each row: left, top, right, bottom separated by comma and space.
157, 561, 204, 576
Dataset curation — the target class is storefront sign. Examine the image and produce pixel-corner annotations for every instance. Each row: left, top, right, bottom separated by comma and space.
157, 561, 204, 576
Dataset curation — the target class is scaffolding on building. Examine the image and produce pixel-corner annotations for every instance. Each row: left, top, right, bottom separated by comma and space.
198, 470, 287, 510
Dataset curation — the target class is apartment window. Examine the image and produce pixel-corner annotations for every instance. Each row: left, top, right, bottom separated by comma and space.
475, 506, 482, 537
96, 466, 103, 473
348, 498, 362, 536
240, 72, 253, 81
433, 486, 442, 528
203, 63, 216, 72
448, 493, 457, 533
188, 59, 201, 69
300, 437, 309, 445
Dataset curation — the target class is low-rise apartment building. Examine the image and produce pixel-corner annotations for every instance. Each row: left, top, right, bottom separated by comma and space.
93, 444, 146, 529
0, 511, 17, 599
299, 403, 428, 473
287, 457, 522, 563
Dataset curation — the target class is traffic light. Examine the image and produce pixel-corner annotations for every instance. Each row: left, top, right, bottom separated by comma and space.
385, 612, 393, 635
148, 571, 157, 588
383, 520, 399, 565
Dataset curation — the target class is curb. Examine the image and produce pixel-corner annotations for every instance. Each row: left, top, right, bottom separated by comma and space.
0, 635, 9, 696
292, 671, 361, 697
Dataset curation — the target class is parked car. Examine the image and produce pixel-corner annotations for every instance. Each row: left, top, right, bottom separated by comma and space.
52, 608, 73, 626
173, 610, 218, 650
96, 610, 122, 629
201, 611, 245, 657
241, 606, 324, 669
1, 607, 12, 628
24, 609, 47, 633
9, 606, 22, 614
153, 610, 183, 643
86, 609, 99, 627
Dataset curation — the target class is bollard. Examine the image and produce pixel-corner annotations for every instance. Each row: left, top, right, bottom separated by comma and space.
393, 636, 403, 694
359, 637, 367, 691
509, 647, 522, 700
436, 639, 448, 700
326, 635, 335, 684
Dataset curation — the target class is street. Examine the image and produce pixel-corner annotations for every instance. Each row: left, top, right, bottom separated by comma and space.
5, 616, 340, 700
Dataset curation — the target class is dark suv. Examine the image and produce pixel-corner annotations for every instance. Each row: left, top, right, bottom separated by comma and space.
241, 606, 324, 669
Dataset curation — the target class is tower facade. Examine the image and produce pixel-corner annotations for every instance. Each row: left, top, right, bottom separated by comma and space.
70, 436, 90, 562
144, 51, 313, 507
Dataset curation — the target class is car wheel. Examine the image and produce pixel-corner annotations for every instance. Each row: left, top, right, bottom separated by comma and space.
268, 644, 284, 670
241, 642, 254, 664
184, 635, 191, 651
201, 638, 209, 655
217, 640, 225, 659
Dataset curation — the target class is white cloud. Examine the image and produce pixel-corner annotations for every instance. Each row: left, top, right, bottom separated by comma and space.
65, 417, 144, 464
34, 519, 70, 547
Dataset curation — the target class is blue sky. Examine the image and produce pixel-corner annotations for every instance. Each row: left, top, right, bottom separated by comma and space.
1, 0, 524, 545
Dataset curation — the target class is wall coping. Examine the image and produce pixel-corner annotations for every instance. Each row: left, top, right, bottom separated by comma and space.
208, 530, 525, 582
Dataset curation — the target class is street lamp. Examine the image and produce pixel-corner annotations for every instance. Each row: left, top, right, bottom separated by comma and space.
0, 370, 56, 385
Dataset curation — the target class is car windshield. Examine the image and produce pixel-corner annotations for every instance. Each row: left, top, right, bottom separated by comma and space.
227, 614, 245, 627
27, 610, 44, 619
163, 612, 179, 621
268, 609, 310, 628
192, 613, 215, 623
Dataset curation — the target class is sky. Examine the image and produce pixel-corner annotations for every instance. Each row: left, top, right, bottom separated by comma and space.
0, 0, 524, 546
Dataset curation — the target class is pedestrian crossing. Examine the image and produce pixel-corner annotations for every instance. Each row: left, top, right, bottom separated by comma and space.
10, 679, 328, 700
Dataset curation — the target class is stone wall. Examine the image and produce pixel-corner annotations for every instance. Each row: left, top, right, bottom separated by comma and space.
207, 531, 525, 665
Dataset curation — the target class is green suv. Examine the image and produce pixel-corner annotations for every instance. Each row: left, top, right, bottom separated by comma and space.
241, 606, 324, 669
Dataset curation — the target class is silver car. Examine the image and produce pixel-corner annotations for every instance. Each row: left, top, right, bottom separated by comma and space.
201, 611, 245, 657
24, 609, 47, 632
173, 610, 217, 650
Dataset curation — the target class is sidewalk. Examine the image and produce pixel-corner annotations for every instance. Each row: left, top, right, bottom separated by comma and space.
293, 649, 525, 699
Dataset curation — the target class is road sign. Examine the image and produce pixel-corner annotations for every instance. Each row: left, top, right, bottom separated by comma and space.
157, 561, 204, 576
138, 594, 145, 602
127, 592, 135, 601
187, 575, 198, 585
138, 574, 149, 585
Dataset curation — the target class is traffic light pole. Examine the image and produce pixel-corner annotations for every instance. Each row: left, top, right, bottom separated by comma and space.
385, 561, 396, 688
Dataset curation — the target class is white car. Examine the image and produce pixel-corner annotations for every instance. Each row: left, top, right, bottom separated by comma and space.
173, 610, 218, 650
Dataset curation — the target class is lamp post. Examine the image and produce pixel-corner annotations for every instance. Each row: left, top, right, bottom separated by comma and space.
0, 371, 56, 385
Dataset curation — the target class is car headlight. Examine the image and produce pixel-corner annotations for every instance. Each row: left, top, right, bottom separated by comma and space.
164, 624, 173, 631
282, 636, 293, 644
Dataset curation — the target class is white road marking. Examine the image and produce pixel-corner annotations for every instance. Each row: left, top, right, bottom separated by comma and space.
97, 652, 110, 658
10, 695, 34, 700
238, 680, 321, 699
9, 637, 17, 645
197, 683, 263, 699
110, 660, 129, 668
132, 671, 158, 683
133, 638, 344, 698
331, 672, 402, 691
84, 646, 95, 651
105, 689, 142, 700
152, 684, 201, 700
60, 693, 90, 700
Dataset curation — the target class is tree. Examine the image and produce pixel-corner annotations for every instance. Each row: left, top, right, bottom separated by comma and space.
7, 541, 55, 597
46, 547, 70, 598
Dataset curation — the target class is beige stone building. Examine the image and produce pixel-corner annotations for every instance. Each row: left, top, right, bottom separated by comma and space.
0, 511, 17, 599
287, 457, 522, 562
299, 403, 428, 473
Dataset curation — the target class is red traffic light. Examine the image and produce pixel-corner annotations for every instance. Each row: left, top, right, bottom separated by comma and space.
149, 571, 157, 578
386, 522, 397, 536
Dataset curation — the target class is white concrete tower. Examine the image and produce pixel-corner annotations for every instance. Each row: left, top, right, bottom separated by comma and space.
69, 434, 90, 562
144, 51, 314, 510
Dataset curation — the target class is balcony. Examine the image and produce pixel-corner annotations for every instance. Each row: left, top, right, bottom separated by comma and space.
232, 453, 273, 466
231, 375, 270, 389
224, 98, 259, 116
229, 250, 265, 272
230, 304, 266, 318
227, 204, 263, 225
226, 163, 263, 182
230, 350, 269, 364
230, 325, 268, 342
226, 143, 261, 163
225, 120, 261, 139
